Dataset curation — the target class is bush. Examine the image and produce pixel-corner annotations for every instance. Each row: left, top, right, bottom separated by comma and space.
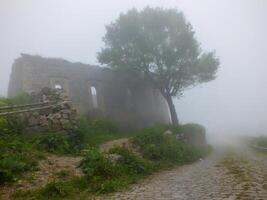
32, 130, 84, 154
255, 136, 267, 147
0, 135, 41, 184
78, 117, 120, 147
132, 128, 206, 164
0, 97, 8, 107
13, 180, 78, 200
181, 123, 205, 135
7, 93, 33, 105
79, 147, 117, 178
79, 147, 153, 193
32, 133, 70, 154
109, 146, 153, 175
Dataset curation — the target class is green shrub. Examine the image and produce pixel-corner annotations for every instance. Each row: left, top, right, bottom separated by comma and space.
0, 97, 8, 107
78, 117, 120, 147
132, 128, 205, 164
0, 115, 25, 136
7, 93, 33, 105
32, 129, 84, 154
13, 180, 78, 200
78, 147, 154, 193
256, 136, 267, 147
79, 147, 117, 178
0, 135, 40, 184
181, 123, 206, 135
109, 146, 153, 175
32, 133, 70, 154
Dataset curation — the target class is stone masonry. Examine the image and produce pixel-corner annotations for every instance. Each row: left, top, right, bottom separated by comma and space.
8, 54, 171, 129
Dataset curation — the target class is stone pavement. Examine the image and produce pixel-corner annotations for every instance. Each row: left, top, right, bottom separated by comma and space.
102, 147, 267, 200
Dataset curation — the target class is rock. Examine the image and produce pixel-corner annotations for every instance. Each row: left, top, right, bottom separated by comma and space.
33, 112, 39, 117
176, 133, 184, 140
52, 119, 61, 130
28, 116, 38, 126
39, 115, 49, 127
105, 154, 123, 163
60, 119, 71, 129
163, 130, 173, 135
62, 114, 69, 119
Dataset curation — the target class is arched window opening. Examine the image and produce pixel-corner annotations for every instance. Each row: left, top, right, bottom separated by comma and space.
90, 86, 98, 108
54, 84, 63, 90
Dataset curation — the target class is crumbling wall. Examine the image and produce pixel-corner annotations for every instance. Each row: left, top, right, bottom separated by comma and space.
8, 54, 171, 129
3, 88, 78, 132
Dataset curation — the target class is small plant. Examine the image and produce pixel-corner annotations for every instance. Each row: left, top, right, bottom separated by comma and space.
78, 117, 121, 147
181, 123, 206, 135
32, 132, 70, 154
0, 135, 41, 184
132, 127, 207, 164
13, 181, 77, 200
79, 147, 117, 178
109, 146, 153, 175
32, 130, 84, 154
256, 136, 267, 147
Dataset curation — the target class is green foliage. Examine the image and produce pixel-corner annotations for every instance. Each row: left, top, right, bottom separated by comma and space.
0, 117, 9, 135
7, 93, 33, 105
98, 7, 220, 124
13, 180, 80, 200
0, 94, 32, 135
255, 136, 267, 148
110, 146, 153, 175
32, 130, 84, 154
79, 147, 117, 178
78, 117, 121, 147
181, 123, 206, 135
0, 97, 8, 107
132, 127, 206, 164
32, 133, 70, 154
79, 147, 153, 193
0, 135, 41, 184
10, 123, 211, 198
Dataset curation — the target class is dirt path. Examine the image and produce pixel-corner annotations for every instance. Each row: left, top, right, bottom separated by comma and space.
103, 146, 267, 200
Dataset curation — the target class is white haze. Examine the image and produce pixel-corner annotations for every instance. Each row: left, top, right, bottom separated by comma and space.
0, 0, 267, 140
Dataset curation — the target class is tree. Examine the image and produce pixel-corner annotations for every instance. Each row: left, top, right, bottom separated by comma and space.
98, 7, 219, 125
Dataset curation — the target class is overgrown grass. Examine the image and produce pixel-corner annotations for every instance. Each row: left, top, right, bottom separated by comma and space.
13, 177, 89, 200
255, 136, 267, 148
12, 125, 211, 199
1, 104, 211, 199
78, 117, 126, 147
0, 134, 44, 184
31, 129, 84, 155
132, 126, 210, 166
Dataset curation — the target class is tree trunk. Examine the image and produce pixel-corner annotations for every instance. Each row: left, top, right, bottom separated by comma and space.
165, 94, 179, 125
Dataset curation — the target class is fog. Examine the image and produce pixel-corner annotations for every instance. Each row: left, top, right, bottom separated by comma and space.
1, 0, 267, 139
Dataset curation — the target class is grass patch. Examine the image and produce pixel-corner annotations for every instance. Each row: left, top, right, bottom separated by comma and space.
78, 117, 130, 147
31, 130, 84, 155
132, 126, 210, 165
13, 124, 211, 199
1, 113, 211, 199
0, 134, 44, 184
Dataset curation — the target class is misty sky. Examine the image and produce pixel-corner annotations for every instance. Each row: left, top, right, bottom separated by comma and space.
0, 0, 267, 137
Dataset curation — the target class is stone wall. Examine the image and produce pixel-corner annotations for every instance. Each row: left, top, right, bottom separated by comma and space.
10, 88, 78, 132
8, 54, 171, 129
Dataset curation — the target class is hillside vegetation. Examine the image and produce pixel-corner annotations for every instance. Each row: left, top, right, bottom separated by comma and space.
0, 96, 211, 200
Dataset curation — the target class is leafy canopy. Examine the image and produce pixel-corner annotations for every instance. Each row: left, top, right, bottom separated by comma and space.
98, 7, 219, 98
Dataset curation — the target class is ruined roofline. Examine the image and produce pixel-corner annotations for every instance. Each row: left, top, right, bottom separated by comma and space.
17, 53, 107, 71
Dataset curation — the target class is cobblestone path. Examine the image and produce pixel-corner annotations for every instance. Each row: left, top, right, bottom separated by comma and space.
103, 146, 267, 200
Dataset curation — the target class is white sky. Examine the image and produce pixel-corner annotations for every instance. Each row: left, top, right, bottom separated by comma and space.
0, 0, 267, 137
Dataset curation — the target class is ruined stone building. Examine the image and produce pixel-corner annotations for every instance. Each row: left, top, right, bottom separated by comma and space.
8, 54, 171, 128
